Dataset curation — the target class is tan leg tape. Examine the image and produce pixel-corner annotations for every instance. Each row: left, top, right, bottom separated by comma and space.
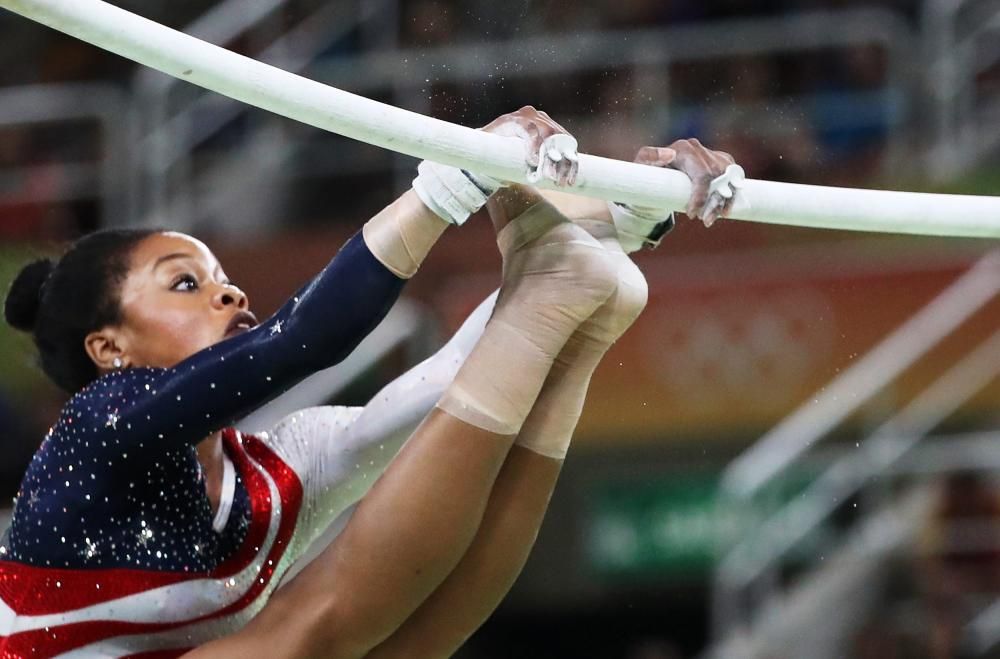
436, 203, 618, 436
514, 246, 648, 459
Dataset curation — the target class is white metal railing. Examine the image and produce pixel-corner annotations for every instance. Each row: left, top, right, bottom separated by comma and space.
890, 431, 1000, 476
711, 250, 1000, 648
706, 485, 935, 659
139, 0, 398, 170
964, 597, 1000, 657
720, 251, 1000, 500
130, 0, 398, 229
714, 329, 1000, 628
923, 0, 1000, 178
128, 0, 294, 225
707, 430, 1000, 659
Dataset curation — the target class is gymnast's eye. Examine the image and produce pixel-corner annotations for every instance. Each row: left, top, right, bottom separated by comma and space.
171, 274, 199, 292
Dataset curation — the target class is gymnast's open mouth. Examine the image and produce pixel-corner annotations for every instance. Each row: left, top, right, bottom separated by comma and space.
224, 310, 259, 339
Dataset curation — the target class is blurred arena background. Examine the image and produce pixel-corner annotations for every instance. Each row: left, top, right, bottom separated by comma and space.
1, 0, 999, 657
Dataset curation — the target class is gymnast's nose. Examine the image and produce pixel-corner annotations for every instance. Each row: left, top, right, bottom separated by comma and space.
212, 283, 248, 310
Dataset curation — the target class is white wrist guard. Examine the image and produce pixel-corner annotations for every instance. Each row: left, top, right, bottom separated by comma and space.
411, 160, 502, 226
608, 201, 675, 254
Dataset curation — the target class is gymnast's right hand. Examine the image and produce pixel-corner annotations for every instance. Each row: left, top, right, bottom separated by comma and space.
410, 106, 578, 226
479, 105, 579, 187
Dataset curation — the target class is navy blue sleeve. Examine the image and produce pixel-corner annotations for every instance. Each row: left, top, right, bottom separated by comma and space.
69, 232, 406, 453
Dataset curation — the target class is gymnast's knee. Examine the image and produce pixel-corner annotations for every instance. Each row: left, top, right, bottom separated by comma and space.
611, 255, 649, 331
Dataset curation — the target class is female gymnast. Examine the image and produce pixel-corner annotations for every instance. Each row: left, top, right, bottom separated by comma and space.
0, 106, 735, 658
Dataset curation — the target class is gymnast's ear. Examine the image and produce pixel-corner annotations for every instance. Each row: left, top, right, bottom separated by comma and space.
84, 328, 130, 371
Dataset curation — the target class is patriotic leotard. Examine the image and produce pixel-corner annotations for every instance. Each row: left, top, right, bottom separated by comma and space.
0, 233, 490, 657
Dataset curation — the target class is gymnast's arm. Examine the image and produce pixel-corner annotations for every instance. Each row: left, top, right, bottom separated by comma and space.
81, 191, 450, 453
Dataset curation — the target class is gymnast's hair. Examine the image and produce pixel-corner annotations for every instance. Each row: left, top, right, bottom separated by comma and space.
4, 228, 161, 393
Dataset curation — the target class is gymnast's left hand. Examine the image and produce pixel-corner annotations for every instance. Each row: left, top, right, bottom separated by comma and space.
635, 139, 739, 228
480, 106, 579, 187
409, 106, 577, 227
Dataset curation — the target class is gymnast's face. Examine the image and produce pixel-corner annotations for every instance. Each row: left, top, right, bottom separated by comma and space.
89, 232, 256, 371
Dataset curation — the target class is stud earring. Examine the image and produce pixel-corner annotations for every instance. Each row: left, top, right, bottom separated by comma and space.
112, 357, 123, 369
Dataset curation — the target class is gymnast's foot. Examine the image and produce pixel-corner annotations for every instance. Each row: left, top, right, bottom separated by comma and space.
513, 227, 648, 459
436, 198, 617, 437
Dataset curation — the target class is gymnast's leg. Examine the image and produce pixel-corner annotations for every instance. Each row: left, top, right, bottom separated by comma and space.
185, 187, 618, 659
365, 210, 648, 658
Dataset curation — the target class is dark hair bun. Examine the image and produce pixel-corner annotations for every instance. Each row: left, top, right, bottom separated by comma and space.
5, 258, 55, 332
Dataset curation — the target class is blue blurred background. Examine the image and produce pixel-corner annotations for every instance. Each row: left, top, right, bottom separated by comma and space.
1, 1, 999, 657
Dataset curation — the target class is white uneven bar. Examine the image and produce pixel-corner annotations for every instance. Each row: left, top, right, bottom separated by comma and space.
5, 0, 1000, 238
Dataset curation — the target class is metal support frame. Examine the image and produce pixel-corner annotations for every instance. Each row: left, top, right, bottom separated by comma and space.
130, 0, 400, 230
922, 0, 1000, 178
